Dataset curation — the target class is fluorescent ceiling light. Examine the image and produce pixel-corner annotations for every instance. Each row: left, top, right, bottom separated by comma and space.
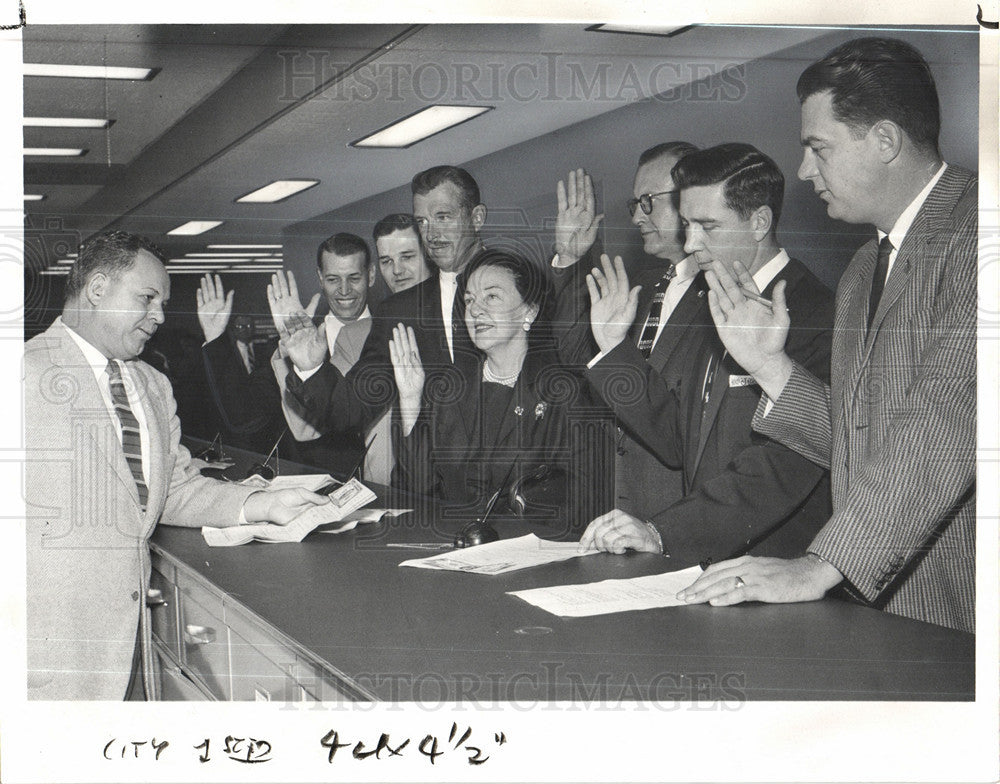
351, 105, 493, 149
586, 23, 696, 37
24, 63, 157, 80
24, 117, 112, 128
236, 180, 319, 204
167, 221, 223, 236
208, 244, 282, 249
56, 259, 76, 264
39, 268, 70, 275
23, 147, 86, 157
24, 194, 45, 201
223, 268, 285, 274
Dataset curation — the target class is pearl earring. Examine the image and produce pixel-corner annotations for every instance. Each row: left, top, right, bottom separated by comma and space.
522, 319, 531, 332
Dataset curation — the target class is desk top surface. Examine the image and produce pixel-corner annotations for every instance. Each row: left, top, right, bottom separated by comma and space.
151, 508, 975, 703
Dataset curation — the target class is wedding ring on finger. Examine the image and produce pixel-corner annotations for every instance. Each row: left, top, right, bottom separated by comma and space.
734, 576, 746, 590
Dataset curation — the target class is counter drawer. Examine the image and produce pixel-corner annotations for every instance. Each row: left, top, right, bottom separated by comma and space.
178, 582, 230, 700
148, 566, 180, 661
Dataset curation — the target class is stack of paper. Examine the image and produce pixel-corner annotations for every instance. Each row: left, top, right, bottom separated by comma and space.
399, 534, 598, 575
202, 477, 377, 546
506, 565, 703, 617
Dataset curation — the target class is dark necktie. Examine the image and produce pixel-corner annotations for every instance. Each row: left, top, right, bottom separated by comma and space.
107, 359, 149, 511
636, 264, 677, 358
867, 236, 893, 331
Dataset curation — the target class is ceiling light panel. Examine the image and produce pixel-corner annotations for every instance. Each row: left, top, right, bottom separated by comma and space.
236, 180, 319, 204
23, 117, 112, 128
24, 63, 157, 80
23, 147, 86, 156
167, 221, 223, 236
351, 105, 493, 149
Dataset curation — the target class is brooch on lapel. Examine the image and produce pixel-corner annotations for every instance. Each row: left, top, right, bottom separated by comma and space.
534, 402, 548, 420
514, 405, 525, 417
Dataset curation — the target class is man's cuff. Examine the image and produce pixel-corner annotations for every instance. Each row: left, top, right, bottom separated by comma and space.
586, 349, 608, 369
294, 363, 323, 382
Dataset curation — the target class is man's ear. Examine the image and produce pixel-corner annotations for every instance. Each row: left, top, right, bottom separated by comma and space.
85, 272, 109, 306
471, 204, 487, 230
751, 205, 773, 241
367, 263, 377, 288
872, 119, 903, 163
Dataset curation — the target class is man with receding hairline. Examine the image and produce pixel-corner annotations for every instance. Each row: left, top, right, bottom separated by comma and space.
551, 143, 703, 518
24, 231, 325, 700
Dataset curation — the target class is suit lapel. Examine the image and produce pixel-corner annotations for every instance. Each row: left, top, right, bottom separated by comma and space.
49, 324, 144, 509
648, 275, 708, 371
131, 363, 165, 531
689, 269, 784, 475
848, 168, 962, 399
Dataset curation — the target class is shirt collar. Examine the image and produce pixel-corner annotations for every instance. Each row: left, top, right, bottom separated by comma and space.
673, 255, 699, 283
58, 316, 114, 383
880, 162, 947, 248
324, 306, 371, 329
752, 249, 790, 292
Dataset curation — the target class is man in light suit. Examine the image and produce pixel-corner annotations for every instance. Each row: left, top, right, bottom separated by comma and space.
681, 38, 976, 633
24, 231, 325, 700
578, 144, 834, 566
551, 143, 701, 518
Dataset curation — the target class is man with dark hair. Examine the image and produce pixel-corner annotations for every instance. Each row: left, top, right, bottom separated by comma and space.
372, 213, 431, 295
551, 142, 701, 519
683, 38, 976, 633
278, 165, 486, 444
24, 231, 324, 699
197, 232, 377, 477
578, 143, 835, 567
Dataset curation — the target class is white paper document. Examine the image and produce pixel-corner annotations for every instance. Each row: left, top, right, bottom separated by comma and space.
202, 478, 377, 546
398, 533, 598, 575
315, 507, 413, 534
507, 565, 704, 617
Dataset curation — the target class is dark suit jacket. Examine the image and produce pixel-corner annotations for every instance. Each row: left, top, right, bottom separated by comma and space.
586, 258, 835, 566
551, 251, 702, 517
201, 324, 365, 477
755, 166, 977, 632
394, 346, 615, 539
285, 273, 479, 438
201, 333, 286, 453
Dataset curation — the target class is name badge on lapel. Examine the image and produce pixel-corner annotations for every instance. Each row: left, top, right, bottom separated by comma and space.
728, 375, 757, 388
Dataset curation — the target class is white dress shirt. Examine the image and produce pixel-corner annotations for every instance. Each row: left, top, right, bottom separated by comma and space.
438, 271, 459, 362
879, 162, 947, 280
61, 317, 151, 487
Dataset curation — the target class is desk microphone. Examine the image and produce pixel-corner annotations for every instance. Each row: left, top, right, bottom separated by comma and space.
454, 459, 518, 548
246, 430, 285, 481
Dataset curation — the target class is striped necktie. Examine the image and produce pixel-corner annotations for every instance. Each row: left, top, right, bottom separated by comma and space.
636, 264, 676, 358
107, 359, 149, 511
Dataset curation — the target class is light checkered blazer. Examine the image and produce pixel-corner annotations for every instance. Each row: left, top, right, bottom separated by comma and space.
753, 165, 977, 633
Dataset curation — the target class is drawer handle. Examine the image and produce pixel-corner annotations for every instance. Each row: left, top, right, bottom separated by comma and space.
184, 625, 216, 645
146, 588, 168, 607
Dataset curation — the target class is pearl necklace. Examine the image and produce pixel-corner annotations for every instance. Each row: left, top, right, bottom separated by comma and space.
482, 359, 519, 387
